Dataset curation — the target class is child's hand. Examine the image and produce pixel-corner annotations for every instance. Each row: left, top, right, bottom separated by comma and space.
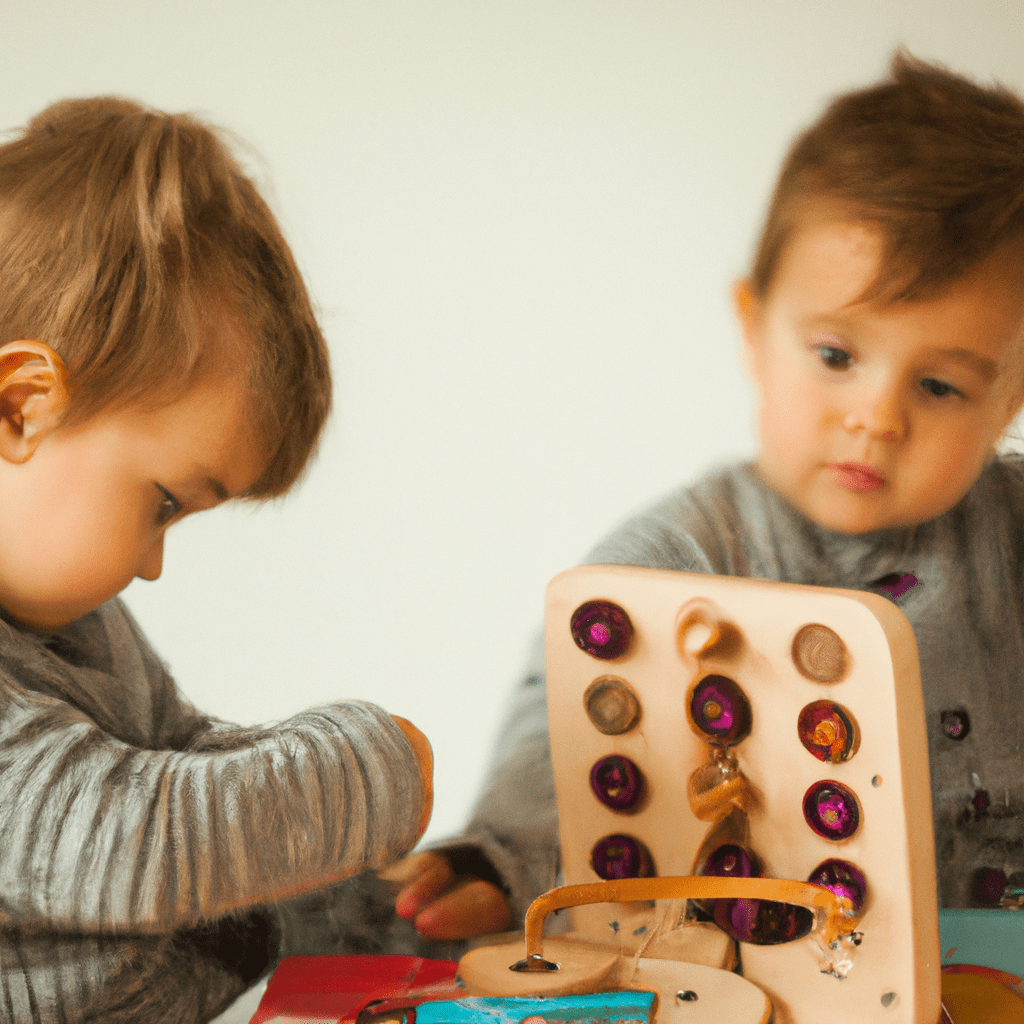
390, 716, 433, 841
380, 851, 512, 940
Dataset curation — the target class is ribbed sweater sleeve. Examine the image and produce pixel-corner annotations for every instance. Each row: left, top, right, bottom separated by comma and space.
0, 602, 426, 937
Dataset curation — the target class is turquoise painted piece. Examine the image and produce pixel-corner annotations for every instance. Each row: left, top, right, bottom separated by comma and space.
939, 909, 1024, 977
414, 989, 656, 1024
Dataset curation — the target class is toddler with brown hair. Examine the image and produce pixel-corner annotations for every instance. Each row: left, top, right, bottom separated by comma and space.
391, 51, 1024, 945
0, 98, 431, 1022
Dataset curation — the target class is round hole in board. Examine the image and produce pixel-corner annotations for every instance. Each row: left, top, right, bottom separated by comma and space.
677, 990, 699, 1002
792, 623, 849, 683
872, 775, 882, 787
681, 621, 714, 657
676, 600, 744, 661
881, 992, 897, 1008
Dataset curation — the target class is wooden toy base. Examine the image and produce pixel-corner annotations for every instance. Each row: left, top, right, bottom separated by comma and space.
247, 952, 1024, 1024
459, 935, 770, 1024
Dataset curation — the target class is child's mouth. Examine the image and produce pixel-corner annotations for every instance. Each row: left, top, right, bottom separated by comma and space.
832, 463, 885, 492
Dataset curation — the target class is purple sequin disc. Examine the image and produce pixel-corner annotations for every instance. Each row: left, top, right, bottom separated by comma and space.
590, 834, 654, 880
689, 675, 752, 745
590, 755, 643, 811
570, 601, 633, 660
714, 898, 813, 946
704, 843, 759, 879
807, 859, 867, 914
701, 844, 811, 944
803, 780, 861, 840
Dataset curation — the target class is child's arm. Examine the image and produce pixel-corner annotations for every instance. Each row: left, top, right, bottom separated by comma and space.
0, 686, 431, 935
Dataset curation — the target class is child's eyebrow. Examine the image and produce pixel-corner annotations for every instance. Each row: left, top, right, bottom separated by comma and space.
933, 347, 1001, 381
205, 476, 230, 501
186, 472, 230, 504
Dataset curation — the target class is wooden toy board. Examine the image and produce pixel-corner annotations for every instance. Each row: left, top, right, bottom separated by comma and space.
537, 566, 940, 1023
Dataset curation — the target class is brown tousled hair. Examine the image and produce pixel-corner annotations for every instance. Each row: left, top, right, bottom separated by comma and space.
0, 96, 331, 498
750, 51, 1024, 302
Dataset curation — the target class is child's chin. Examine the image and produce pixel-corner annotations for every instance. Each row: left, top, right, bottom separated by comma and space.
11, 601, 100, 632
800, 495, 905, 536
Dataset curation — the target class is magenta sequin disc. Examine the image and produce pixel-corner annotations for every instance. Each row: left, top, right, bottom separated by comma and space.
689, 675, 752, 745
590, 755, 644, 811
570, 601, 633, 660
803, 780, 861, 840
715, 897, 813, 945
701, 844, 811, 944
807, 859, 867, 914
703, 843, 759, 879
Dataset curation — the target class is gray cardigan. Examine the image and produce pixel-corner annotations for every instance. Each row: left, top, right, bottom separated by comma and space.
456, 459, 1024, 920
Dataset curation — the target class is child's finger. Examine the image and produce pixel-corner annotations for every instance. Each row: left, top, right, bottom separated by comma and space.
378, 850, 435, 886
412, 878, 512, 941
391, 852, 453, 920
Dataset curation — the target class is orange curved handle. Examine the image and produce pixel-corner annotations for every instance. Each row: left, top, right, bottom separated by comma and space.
517, 876, 853, 970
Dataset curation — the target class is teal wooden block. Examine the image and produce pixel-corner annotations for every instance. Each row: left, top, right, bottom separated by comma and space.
414, 989, 657, 1024
939, 909, 1024, 977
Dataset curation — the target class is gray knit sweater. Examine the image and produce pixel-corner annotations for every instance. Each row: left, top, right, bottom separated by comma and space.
456, 458, 1024, 920
0, 598, 426, 1023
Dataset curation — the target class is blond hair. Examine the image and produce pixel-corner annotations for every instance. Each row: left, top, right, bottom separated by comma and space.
0, 96, 331, 497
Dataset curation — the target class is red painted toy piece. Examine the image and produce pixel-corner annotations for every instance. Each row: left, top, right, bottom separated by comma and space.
249, 955, 460, 1024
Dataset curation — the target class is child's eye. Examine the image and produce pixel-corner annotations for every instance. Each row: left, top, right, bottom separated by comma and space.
920, 378, 963, 399
815, 345, 852, 371
155, 484, 182, 525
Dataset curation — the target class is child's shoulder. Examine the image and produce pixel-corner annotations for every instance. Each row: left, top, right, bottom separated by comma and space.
585, 462, 769, 575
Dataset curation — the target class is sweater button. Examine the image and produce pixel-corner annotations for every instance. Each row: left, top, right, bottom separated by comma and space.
940, 709, 970, 741
972, 867, 1006, 906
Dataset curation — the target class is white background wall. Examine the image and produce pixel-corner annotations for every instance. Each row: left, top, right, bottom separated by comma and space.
2, 1, 1022, 843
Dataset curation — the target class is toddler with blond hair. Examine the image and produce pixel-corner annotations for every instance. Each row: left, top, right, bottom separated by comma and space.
0, 97, 431, 1023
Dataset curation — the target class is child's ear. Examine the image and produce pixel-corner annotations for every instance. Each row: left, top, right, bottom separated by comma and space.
0, 341, 70, 464
732, 279, 762, 378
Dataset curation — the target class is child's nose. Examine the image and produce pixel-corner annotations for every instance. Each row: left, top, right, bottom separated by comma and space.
843, 382, 905, 441
136, 534, 164, 582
